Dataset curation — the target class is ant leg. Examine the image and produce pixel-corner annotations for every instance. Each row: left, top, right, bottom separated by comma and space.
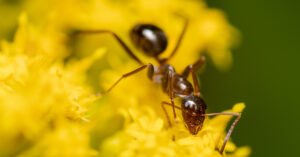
161, 101, 241, 155
167, 69, 178, 122
161, 101, 183, 127
203, 112, 241, 155
167, 18, 189, 61
72, 30, 143, 65
162, 101, 182, 110
161, 102, 172, 127
93, 63, 154, 97
161, 101, 184, 141
181, 56, 206, 96
181, 56, 206, 78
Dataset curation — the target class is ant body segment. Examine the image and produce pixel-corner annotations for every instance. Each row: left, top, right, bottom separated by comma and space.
73, 19, 241, 155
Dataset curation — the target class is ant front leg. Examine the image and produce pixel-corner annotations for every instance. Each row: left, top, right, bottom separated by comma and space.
92, 63, 154, 97
167, 69, 178, 122
203, 112, 242, 155
161, 101, 183, 127
162, 101, 242, 155
72, 30, 144, 65
181, 56, 206, 96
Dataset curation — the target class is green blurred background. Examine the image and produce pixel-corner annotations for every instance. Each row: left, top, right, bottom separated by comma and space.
202, 0, 300, 156
0, 0, 299, 156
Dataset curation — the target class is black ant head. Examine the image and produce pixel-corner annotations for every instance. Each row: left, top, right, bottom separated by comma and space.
130, 24, 168, 58
181, 95, 207, 135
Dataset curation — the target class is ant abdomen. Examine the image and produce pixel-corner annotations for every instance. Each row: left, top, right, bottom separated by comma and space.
130, 24, 168, 57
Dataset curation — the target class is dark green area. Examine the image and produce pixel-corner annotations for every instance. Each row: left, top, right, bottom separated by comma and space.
203, 0, 300, 156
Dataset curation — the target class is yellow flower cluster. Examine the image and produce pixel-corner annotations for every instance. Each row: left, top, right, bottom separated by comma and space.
99, 104, 250, 157
0, 14, 101, 156
0, 0, 249, 157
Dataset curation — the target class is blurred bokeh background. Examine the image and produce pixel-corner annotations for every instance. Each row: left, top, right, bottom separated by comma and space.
0, 0, 299, 156
202, 0, 300, 156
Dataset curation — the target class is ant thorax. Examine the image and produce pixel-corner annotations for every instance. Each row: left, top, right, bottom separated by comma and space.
150, 64, 174, 83
149, 64, 194, 98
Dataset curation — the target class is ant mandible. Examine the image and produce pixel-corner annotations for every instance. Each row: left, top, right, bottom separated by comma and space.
73, 18, 241, 155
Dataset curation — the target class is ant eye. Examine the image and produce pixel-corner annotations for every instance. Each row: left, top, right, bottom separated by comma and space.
130, 24, 168, 57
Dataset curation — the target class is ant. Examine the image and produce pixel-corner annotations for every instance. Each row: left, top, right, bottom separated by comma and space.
73, 18, 241, 155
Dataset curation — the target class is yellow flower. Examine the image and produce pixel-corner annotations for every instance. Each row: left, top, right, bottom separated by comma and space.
99, 104, 250, 157
95, 61, 251, 156
0, 0, 238, 70
0, 14, 101, 156
0, 0, 249, 157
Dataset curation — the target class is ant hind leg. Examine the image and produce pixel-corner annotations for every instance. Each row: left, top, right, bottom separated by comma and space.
167, 17, 189, 61
72, 30, 144, 65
